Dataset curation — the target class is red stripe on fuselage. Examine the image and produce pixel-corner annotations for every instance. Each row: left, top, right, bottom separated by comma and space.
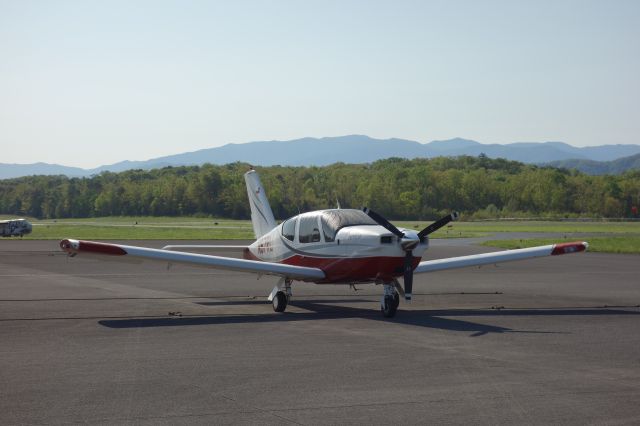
287, 255, 420, 283
244, 249, 419, 283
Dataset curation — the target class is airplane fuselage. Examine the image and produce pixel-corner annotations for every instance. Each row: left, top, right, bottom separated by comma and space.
244, 209, 428, 284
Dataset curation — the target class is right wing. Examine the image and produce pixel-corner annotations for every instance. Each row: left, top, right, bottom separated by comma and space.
414, 241, 588, 274
60, 239, 325, 281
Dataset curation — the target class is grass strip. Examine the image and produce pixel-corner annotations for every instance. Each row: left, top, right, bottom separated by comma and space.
398, 220, 640, 234
25, 224, 254, 240
5, 216, 640, 240
481, 237, 640, 255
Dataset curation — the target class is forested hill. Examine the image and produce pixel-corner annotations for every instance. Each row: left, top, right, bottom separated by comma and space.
546, 153, 640, 175
1, 156, 639, 220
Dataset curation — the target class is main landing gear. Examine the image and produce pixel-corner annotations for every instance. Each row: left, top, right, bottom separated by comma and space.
381, 283, 400, 318
272, 291, 288, 312
268, 279, 403, 318
269, 278, 292, 313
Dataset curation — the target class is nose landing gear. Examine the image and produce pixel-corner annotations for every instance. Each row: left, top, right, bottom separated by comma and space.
381, 283, 400, 318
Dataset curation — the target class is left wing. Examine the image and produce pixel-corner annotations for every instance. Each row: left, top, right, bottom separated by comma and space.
59, 239, 325, 281
162, 244, 247, 254
415, 241, 588, 274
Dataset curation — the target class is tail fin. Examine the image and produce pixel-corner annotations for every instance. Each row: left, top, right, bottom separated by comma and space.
244, 169, 277, 239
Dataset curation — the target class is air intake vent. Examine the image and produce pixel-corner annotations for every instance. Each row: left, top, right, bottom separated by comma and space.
380, 236, 393, 244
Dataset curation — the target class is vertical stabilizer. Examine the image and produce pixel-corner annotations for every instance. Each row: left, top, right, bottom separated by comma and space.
244, 169, 277, 238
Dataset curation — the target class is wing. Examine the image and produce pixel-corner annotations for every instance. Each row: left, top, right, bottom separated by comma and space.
162, 244, 248, 253
60, 239, 325, 281
414, 241, 588, 274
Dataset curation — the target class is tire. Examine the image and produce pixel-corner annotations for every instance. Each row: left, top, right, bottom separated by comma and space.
381, 295, 398, 318
272, 291, 288, 312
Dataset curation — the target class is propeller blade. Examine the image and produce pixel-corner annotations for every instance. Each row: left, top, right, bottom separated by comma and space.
403, 251, 413, 301
362, 207, 404, 238
417, 212, 459, 239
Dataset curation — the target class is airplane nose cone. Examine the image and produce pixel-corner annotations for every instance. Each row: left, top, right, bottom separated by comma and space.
400, 237, 419, 251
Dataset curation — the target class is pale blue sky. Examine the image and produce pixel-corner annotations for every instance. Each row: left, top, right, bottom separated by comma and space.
1, 0, 638, 167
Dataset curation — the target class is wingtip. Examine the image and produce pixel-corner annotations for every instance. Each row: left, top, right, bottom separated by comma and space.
59, 238, 78, 252
551, 241, 588, 255
59, 239, 127, 256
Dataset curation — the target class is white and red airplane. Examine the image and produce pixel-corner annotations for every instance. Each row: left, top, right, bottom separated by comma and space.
60, 169, 588, 318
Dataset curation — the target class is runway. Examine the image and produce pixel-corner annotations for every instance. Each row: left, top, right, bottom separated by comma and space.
1, 239, 639, 425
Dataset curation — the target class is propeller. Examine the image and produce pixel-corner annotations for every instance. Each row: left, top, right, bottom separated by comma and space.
417, 212, 459, 241
362, 207, 404, 238
362, 208, 459, 301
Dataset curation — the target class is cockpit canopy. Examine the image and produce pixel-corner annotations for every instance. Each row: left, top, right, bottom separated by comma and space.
319, 209, 377, 240
281, 209, 379, 244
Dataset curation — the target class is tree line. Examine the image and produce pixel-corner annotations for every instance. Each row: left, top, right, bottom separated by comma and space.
1, 156, 639, 220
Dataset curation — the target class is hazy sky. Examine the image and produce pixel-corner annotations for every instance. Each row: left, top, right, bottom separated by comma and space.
1, 0, 639, 168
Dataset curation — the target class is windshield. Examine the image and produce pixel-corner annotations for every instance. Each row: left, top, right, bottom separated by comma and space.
320, 209, 378, 241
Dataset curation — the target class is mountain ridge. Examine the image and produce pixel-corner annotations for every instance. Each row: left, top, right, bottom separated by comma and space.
2, 135, 639, 179
546, 153, 640, 175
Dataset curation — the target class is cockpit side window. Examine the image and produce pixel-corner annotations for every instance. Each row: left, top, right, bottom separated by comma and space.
281, 217, 296, 241
298, 215, 320, 243
320, 215, 336, 242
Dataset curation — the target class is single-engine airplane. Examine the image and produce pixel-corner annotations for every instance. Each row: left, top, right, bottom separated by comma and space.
60, 169, 588, 317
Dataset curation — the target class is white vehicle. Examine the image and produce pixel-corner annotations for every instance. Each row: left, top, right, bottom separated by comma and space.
60, 169, 587, 318
1, 218, 32, 237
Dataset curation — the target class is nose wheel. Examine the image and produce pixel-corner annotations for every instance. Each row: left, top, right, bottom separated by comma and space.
381, 284, 400, 318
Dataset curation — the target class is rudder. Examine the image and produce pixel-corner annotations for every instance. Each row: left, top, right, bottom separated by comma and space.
244, 169, 277, 238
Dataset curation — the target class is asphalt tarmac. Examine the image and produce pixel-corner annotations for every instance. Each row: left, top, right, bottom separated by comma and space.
1, 238, 639, 425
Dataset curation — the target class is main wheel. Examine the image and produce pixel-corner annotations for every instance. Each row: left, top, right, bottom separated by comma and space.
272, 291, 288, 312
392, 292, 400, 309
381, 295, 398, 318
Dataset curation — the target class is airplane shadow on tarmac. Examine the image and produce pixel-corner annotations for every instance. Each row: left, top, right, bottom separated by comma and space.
98, 300, 640, 337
